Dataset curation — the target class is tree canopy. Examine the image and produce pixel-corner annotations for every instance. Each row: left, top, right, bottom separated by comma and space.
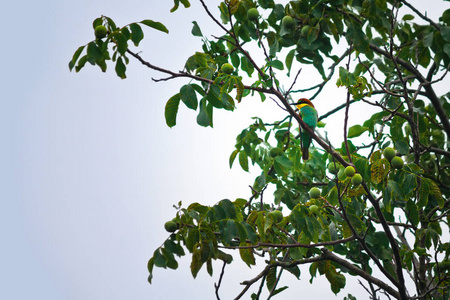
70, 0, 450, 299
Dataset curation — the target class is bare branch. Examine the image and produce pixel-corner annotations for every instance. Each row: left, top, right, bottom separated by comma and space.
214, 261, 227, 300
220, 235, 357, 250
399, 0, 441, 30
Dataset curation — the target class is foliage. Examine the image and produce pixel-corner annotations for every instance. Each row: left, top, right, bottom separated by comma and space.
70, 0, 450, 299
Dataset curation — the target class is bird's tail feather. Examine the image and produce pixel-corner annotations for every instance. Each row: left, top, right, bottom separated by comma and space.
301, 132, 311, 161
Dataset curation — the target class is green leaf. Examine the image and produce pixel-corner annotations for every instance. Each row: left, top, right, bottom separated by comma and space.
69, 45, 85, 71
115, 56, 126, 79
190, 248, 203, 278
371, 158, 390, 184
241, 55, 254, 77
387, 180, 406, 202
164, 240, 185, 257
222, 219, 237, 245
161, 247, 178, 269
239, 150, 249, 172
242, 222, 257, 244
328, 272, 346, 294
191, 21, 202, 37
86, 41, 103, 63
196, 98, 212, 127
307, 24, 320, 44
180, 0, 191, 8
275, 155, 293, 170
219, 199, 237, 219
239, 242, 256, 266
229, 149, 239, 168
406, 200, 419, 226
113, 32, 128, 55
346, 213, 366, 234
165, 93, 181, 128
129, 23, 144, 46
268, 59, 284, 70
285, 49, 296, 76
266, 266, 277, 291
92, 17, 103, 29
140, 19, 169, 34
153, 248, 167, 268
180, 84, 198, 110
425, 178, 444, 208
105, 17, 117, 31
147, 259, 154, 284
348, 124, 368, 138
75, 55, 88, 72
402, 14, 414, 21
417, 178, 430, 208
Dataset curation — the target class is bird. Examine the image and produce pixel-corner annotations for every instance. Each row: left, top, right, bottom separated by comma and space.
295, 98, 318, 161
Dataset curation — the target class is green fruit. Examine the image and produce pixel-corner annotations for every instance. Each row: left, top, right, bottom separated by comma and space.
247, 8, 259, 21
94, 25, 108, 39
351, 173, 363, 186
327, 162, 339, 174
309, 187, 321, 199
164, 221, 178, 233
344, 166, 356, 177
221, 63, 234, 74
282, 16, 295, 29
269, 147, 283, 158
383, 147, 396, 161
270, 210, 283, 223
301, 25, 311, 36
309, 204, 319, 213
391, 156, 404, 169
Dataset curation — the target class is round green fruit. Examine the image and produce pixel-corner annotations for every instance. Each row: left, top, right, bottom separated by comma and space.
383, 147, 396, 161
270, 210, 283, 223
327, 162, 339, 174
269, 147, 283, 158
344, 166, 356, 177
309, 204, 319, 213
309, 187, 321, 199
282, 16, 295, 29
221, 63, 234, 74
164, 221, 178, 233
94, 25, 108, 39
301, 25, 311, 36
351, 173, 363, 186
247, 8, 260, 21
391, 156, 404, 169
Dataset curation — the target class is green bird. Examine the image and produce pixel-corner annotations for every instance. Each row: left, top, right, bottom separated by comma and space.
296, 98, 318, 161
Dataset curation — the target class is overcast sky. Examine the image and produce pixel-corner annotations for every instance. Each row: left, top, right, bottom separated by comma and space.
2, 1, 448, 299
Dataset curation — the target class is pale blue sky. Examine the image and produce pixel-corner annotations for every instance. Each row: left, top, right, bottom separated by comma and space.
2, 1, 448, 299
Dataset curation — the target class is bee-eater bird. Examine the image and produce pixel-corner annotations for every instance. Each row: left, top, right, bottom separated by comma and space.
296, 98, 318, 160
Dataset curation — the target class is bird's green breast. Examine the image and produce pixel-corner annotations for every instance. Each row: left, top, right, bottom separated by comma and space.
300, 106, 318, 128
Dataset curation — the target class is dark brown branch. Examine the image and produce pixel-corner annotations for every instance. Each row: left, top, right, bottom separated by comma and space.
214, 261, 227, 300
126, 49, 271, 94
273, 248, 401, 300
234, 264, 272, 300
320, 249, 401, 299
343, 52, 353, 164
318, 99, 358, 121
221, 235, 357, 250
291, 48, 352, 100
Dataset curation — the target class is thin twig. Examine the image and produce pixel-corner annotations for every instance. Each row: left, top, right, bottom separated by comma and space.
214, 261, 227, 300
